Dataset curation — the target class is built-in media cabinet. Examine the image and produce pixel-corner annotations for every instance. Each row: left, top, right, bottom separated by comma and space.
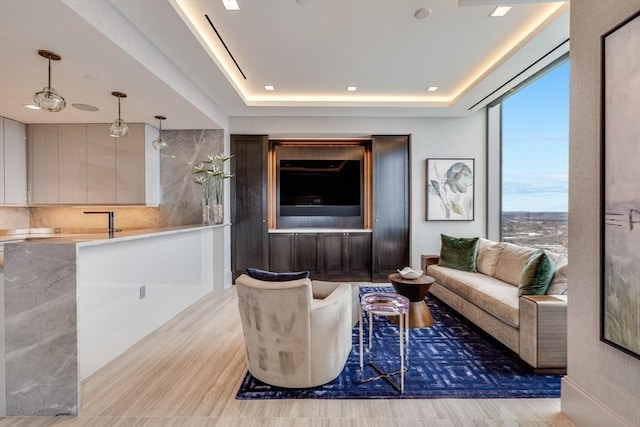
231, 134, 409, 282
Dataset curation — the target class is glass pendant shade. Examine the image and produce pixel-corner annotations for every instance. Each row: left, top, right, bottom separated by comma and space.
152, 115, 169, 151
34, 50, 65, 112
33, 87, 66, 112
109, 91, 130, 138
109, 118, 130, 138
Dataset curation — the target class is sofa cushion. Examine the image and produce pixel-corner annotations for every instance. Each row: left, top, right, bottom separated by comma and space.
476, 238, 504, 276
493, 242, 536, 286
438, 234, 479, 272
545, 251, 569, 295
246, 267, 310, 282
427, 264, 520, 328
518, 249, 555, 296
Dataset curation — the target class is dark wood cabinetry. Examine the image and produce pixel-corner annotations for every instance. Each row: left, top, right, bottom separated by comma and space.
319, 232, 372, 280
371, 135, 410, 281
269, 232, 371, 281
269, 233, 318, 273
231, 134, 409, 283
231, 135, 269, 280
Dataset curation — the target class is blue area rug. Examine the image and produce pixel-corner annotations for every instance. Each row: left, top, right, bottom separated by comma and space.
236, 286, 562, 399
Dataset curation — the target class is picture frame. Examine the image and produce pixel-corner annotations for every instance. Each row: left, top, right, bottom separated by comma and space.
600, 10, 640, 360
426, 158, 474, 221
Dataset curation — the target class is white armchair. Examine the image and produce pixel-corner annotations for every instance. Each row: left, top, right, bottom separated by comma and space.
235, 274, 353, 388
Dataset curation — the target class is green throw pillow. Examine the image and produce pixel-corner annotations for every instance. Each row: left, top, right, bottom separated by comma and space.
518, 249, 555, 296
438, 234, 479, 272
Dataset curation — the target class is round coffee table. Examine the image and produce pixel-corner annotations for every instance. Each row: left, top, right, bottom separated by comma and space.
388, 272, 436, 328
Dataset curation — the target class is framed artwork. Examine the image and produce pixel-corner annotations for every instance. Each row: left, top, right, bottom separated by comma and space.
426, 158, 474, 221
601, 10, 640, 359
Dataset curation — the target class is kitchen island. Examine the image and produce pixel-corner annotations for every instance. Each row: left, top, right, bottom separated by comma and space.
2, 224, 229, 416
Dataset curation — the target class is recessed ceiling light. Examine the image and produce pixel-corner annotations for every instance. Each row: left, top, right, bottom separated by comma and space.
426, 86, 439, 92
23, 104, 41, 110
414, 8, 432, 19
347, 86, 357, 92
221, 0, 240, 11
72, 103, 99, 112
265, 85, 275, 91
490, 6, 512, 17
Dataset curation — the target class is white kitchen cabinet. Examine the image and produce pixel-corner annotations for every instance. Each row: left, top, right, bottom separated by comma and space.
28, 123, 159, 205
58, 124, 88, 204
28, 124, 59, 204
86, 123, 116, 204
0, 118, 27, 205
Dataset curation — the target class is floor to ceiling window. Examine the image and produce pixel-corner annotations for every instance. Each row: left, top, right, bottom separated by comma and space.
500, 60, 569, 253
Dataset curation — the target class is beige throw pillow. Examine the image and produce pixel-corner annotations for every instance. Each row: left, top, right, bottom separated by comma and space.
476, 238, 503, 277
493, 242, 536, 286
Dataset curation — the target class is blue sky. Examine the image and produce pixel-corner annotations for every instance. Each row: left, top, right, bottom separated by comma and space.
502, 60, 569, 212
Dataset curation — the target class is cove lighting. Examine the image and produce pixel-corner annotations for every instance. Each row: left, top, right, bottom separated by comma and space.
490, 6, 512, 17
222, 0, 240, 11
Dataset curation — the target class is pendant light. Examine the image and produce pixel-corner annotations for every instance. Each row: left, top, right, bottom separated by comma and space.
109, 91, 130, 137
33, 50, 66, 112
152, 115, 169, 151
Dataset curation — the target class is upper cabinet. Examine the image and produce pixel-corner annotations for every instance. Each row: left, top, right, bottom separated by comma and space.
28, 123, 159, 205
0, 118, 28, 205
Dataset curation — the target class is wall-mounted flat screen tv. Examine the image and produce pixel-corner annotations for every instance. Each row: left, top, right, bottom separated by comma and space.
279, 159, 361, 217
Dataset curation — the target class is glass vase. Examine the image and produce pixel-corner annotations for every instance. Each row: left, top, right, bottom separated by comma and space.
202, 199, 211, 225
212, 204, 223, 224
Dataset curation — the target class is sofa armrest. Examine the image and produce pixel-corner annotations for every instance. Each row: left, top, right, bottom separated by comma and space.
421, 254, 440, 272
519, 295, 567, 370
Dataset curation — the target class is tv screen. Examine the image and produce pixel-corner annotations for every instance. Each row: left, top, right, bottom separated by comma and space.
279, 159, 361, 216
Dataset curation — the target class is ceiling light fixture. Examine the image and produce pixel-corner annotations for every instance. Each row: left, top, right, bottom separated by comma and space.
414, 8, 432, 19
265, 85, 275, 91
490, 6, 512, 17
109, 91, 130, 138
347, 86, 357, 92
221, 0, 240, 11
426, 86, 439, 92
152, 115, 169, 151
33, 50, 66, 112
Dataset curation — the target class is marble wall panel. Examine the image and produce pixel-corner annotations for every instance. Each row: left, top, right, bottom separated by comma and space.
159, 129, 224, 226
0, 208, 29, 229
4, 243, 78, 416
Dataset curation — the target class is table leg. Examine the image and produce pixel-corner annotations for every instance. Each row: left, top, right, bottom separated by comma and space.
399, 312, 404, 393
359, 303, 363, 377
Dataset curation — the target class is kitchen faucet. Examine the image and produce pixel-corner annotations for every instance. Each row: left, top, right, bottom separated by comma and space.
83, 211, 115, 234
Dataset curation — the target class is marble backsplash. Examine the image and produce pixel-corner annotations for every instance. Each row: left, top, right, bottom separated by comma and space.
0, 208, 29, 230
29, 207, 160, 230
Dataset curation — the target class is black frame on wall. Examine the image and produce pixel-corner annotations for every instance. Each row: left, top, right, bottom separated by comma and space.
600, 9, 640, 360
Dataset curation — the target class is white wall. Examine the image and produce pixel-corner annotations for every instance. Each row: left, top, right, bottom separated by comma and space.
562, 2, 640, 427
230, 113, 487, 269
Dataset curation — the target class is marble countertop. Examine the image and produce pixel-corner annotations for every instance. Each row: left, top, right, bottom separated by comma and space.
0, 224, 230, 246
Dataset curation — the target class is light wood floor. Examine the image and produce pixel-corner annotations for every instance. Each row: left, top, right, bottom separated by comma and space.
0, 287, 575, 427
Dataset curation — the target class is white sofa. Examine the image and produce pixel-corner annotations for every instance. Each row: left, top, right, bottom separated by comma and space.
422, 238, 568, 372
235, 274, 353, 388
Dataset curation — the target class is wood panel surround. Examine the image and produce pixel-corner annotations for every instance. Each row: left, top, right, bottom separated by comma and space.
231, 135, 409, 282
